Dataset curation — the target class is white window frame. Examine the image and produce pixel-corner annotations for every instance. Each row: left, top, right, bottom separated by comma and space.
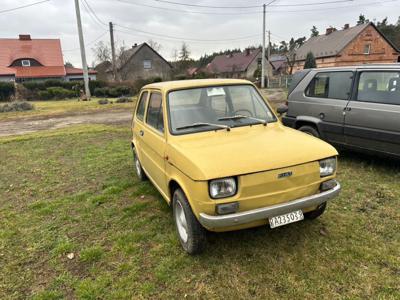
363, 44, 371, 55
143, 59, 152, 69
21, 59, 31, 67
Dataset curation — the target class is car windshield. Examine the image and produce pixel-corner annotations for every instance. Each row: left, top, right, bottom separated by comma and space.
168, 84, 276, 134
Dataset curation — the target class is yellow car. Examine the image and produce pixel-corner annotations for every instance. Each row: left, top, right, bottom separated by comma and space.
131, 79, 340, 254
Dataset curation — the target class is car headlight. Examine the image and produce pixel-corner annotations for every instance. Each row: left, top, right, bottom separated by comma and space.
319, 157, 336, 177
209, 177, 237, 199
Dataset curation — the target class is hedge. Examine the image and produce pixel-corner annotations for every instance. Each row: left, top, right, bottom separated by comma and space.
38, 87, 78, 100
0, 82, 15, 101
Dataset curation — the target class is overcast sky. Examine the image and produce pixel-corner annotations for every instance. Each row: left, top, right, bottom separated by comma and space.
2, 0, 399, 67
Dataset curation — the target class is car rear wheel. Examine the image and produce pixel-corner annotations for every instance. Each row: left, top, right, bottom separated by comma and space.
132, 148, 147, 181
304, 202, 326, 219
298, 125, 320, 138
173, 188, 206, 255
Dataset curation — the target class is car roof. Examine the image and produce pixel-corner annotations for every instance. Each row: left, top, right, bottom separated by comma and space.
308, 64, 400, 72
143, 78, 253, 92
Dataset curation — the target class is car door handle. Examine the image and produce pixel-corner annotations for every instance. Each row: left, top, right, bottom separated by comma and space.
344, 107, 352, 111
139, 130, 144, 136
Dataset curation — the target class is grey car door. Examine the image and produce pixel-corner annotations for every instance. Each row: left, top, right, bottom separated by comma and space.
344, 70, 400, 157
299, 71, 353, 144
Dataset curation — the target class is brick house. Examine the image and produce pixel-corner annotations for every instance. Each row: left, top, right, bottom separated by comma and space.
207, 48, 273, 80
0, 34, 96, 82
98, 42, 172, 81
293, 22, 400, 72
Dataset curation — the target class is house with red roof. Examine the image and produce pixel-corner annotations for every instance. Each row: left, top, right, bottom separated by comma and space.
207, 48, 274, 80
0, 34, 96, 82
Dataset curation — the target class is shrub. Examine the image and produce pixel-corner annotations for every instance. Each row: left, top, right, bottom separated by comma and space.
38, 87, 77, 100
116, 96, 133, 103
93, 87, 109, 97
98, 99, 109, 105
0, 101, 34, 113
89, 80, 107, 94
22, 81, 46, 91
0, 82, 15, 101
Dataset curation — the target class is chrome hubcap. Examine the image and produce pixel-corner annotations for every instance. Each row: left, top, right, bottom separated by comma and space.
134, 154, 142, 177
174, 199, 188, 243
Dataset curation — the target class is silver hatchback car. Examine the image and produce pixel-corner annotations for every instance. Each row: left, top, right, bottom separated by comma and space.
281, 64, 400, 158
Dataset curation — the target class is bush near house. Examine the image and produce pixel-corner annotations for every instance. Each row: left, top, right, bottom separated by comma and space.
0, 82, 15, 101
38, 87, 78, 100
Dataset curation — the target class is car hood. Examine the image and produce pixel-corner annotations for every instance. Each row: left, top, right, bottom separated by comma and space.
167, 123, 338, 181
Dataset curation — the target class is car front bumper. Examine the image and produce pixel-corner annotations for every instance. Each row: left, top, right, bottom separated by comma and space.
199, 180, 341, 229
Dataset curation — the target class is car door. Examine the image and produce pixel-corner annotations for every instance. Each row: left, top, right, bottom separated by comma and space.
295, 71, 354, 144
344, 70, 400, 156
133, 90, 149, 162
140, 90, 168, 197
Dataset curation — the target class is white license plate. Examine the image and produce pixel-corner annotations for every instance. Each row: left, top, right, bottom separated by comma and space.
269, 210, 304, 229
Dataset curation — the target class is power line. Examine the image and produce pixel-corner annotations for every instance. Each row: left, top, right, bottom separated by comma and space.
81, 0, 107, 26
114, 24, 261, 42
63, 30, 108, 52
146, 0, 354, 9
0, 0, 50, 14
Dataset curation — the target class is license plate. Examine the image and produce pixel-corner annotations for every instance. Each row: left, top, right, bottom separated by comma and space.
269, 210, 304, 229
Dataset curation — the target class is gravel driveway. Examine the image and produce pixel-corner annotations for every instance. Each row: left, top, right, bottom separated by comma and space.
0, 110, 132, 137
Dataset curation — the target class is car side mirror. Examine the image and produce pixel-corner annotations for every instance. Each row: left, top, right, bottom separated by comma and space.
276, 104, 288, 116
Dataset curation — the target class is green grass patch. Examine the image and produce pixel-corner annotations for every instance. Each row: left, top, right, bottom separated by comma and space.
0, 125, 399, 299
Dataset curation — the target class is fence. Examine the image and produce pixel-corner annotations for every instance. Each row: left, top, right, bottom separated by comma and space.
266, 75, 292, 89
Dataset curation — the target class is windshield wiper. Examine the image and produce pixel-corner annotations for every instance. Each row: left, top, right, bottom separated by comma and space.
218, 115, 267, 126
176, 122, 231, 131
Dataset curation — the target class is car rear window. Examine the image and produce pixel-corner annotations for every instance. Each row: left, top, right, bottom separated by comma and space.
357, 71, 400, 105
306, 71, 353, 100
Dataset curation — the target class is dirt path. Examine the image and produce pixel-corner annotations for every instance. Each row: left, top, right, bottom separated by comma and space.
0, 110, 132, 137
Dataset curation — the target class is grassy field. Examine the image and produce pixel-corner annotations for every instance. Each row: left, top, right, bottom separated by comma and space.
0, 124, 399, 299
0, 98, 136, 121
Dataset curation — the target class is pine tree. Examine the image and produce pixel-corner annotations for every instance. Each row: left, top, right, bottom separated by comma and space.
311, 26, 319, 37
304, 51, 317, 69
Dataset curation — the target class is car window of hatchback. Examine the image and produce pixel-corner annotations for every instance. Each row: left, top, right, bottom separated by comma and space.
167, 84, 277, 135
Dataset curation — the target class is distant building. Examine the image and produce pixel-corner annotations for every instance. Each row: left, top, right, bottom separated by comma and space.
269, 55, 288, 75
97, 42, 172, 81
294, 22, 400, 72
207, 48, 273, 79
0, 34, 96, 82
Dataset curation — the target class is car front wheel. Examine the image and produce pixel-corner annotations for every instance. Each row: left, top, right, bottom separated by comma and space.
173, 188, 207, 254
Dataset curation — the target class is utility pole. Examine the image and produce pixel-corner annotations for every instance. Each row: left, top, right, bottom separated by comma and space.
74, 0, 91, 100
109, 22, 117, 81
268, 30, 271, 62
261, 3, 266, 88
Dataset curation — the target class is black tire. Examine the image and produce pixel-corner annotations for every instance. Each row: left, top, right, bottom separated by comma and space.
132, 147, 147, 181
304, 202, 326, 219
172, 188, 207, 255
298, 125, 320, 138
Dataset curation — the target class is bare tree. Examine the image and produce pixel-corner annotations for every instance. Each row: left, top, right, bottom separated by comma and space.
116, 42, 133, 81
92, 41, 111, 64
147, 39, 162, 52
179, 42, 190, 61
171, 48, 178, 62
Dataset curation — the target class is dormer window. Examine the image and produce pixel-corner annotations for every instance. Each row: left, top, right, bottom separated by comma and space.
22, 59, 31, 67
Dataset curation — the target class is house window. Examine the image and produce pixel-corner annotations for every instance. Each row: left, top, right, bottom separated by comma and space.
363, 44, 371, 55
22, 60, 31, 67
143, 60, 152, 69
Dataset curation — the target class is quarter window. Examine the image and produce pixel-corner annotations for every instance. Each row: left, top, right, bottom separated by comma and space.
357, 71, 400, 105
306, 72, 353, 100
146, 92, 164, 133
136, 91, 148, 121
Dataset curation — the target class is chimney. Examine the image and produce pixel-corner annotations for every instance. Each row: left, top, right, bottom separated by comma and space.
344, 24, 350, 30
19, 34, 31, 41
325, 27, 337, 35
132, 43, 137, 48
245, 48, 251, 56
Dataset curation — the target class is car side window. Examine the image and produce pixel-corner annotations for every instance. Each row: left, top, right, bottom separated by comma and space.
146, 92, 164, 133
136, 91, 148, 121
306, 72, 353, 100
357, 71, 400, 105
